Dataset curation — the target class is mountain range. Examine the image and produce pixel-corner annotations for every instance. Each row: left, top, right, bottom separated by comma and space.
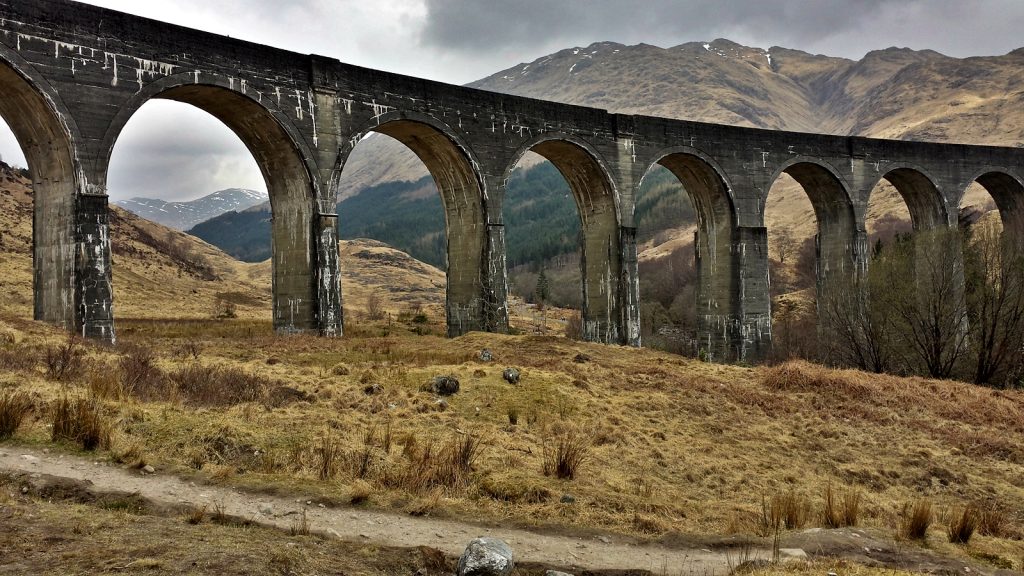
114, 188, 267, 231
186, 39, 1022, 272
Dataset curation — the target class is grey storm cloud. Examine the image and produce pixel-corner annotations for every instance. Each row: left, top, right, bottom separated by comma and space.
3, 0, 1024, 201
419, 0, 1024, 61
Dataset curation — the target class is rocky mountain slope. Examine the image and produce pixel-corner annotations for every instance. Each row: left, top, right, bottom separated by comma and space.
114, 188, 267, 231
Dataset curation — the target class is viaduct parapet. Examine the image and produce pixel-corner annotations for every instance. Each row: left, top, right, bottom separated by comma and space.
3, 0, 1023, 360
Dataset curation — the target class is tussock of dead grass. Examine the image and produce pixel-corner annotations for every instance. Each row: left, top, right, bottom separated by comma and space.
948, 506, 979, 544
901, 499, 933, 540
0, 391, 32, 439
50, 396, 112, 451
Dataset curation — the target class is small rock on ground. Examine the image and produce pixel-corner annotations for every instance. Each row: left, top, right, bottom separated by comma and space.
546, 571, 575, 576
457, 537, 514, 576
502, 368, 520, 385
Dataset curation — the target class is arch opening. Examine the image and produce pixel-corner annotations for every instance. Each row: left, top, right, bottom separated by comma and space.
766, 162, 856, 360
635, 153, 734, 359
877, 168, 947, 232
520, 139, 621, 343
0, 60, 78, 329
970, 171, 1024, 240
107, 85, 317, 334
373, 120, 487, 337
334, 119, 487, 338
503, 152, 582, 335
956, 171, 1024, 385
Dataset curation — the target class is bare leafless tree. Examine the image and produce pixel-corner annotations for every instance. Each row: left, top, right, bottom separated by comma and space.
876, 228, 970, 379
963, 221, 1024, 386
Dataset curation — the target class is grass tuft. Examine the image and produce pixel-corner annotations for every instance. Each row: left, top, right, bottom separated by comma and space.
977, 505, 1009, 538
50, 396, 112, 451
823, 483, 861, 528
0, 391, 32, 439
542, 431, 590, 480
314, 433, 341, 481
900, 499, 933, 540
947, 506, 978, 544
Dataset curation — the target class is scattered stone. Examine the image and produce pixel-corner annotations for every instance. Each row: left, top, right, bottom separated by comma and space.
560, 493, 575, 504
363, 383, 384, 395
19, 455, 38, 464
596, 536, 611, 544
258, 503, 273, 516
457, 538, 514, 576
141, 465, 155, 475
502, 368, 521, 385
573, 353, 591, 364
546, 571, 574, 576
479, 349, 493, 362
431, 375, 460, 396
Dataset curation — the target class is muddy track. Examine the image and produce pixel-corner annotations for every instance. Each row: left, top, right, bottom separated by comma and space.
0, 447, 1010, 575
0, 447, 755, 574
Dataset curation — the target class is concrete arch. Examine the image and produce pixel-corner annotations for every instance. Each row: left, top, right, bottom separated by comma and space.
503, 133, 622, 225
960, 168, 1024, 240
641, 147, 738, 359
767, 157, 854, 224
503, 134, 623, 343
101, 74, 330, 335
345, 111, 490, 337
768, 158, 859, 314
868, 164, 948, 230
0, 44, 83, 332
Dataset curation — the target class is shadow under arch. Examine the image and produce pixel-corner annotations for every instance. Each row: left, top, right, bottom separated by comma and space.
347, 112, 490, 337
869, 165, 949, 231
504, 134, 623, 344
963, 169, 1024, 242
0, 46, 82, 332
102, 76, 331, 335
641, 147, 738, 360
769, 159, 858, 312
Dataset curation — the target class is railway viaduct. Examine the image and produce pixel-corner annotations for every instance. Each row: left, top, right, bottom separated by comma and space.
3, 0, 1023, 361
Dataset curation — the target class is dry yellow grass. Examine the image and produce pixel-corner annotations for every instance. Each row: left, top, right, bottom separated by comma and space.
2, 167, 1023, 574
2, 311, 1023, 569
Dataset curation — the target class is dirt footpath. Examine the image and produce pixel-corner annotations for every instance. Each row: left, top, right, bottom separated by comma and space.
0, 447, 757, 574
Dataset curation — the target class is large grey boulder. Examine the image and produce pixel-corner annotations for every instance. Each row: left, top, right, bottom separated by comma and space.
431, 375, 460, 396
456, 538, 515, 575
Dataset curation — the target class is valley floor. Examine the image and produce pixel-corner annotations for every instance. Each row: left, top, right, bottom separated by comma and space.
0, 314, 1022, 574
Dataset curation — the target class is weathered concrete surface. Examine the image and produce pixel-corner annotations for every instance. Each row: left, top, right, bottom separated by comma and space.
2, 0, 1024, 359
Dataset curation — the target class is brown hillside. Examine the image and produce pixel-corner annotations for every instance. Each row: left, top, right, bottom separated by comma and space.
341, 40, 1020, 271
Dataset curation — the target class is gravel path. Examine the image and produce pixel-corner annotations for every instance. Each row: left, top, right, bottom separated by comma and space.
0, 446, 771, 574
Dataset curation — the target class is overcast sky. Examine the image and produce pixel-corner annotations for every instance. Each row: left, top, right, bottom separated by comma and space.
2, 0, 1024, 201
